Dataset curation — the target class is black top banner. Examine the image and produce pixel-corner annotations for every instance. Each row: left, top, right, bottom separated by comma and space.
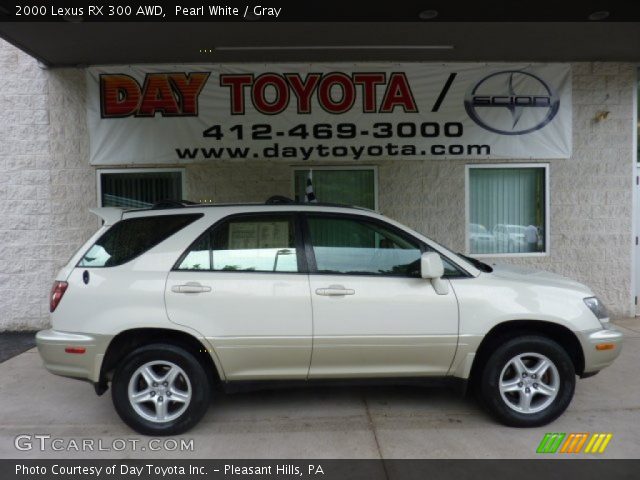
1, 0, 640, 22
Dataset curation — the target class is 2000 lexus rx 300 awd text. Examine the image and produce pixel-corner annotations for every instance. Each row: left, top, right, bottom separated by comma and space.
36, 200, 623, 435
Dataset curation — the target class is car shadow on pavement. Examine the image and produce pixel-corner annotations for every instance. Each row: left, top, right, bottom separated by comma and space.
204, 383, 492, 430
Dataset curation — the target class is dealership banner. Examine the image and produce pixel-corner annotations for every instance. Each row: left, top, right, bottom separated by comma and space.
86, 63, 572, 165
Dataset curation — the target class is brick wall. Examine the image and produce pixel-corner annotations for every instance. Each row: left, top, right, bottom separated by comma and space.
0, 41, 95, 330
0, 41, 635, 329
187, 162, 292, 203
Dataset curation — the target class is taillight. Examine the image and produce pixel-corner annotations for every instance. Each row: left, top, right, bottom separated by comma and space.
49, 281, 68, 313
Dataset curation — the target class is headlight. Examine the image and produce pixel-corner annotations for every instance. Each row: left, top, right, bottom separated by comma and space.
584, 296, 609, 324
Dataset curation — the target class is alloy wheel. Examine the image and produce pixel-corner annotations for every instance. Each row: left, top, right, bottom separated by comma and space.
127, 360, 192, 423
498, 352, 560, 414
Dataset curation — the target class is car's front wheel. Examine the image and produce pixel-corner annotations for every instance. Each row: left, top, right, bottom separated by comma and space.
478, 335, 575, 427
111, 343, 211, 435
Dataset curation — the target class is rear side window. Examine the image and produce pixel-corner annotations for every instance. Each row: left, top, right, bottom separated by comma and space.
78, 214, 202, 268
176, 214, 299, 273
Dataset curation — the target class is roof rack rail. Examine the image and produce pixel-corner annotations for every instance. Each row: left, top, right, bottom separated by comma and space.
151, 199, 199, 209
265, 195, 295, 205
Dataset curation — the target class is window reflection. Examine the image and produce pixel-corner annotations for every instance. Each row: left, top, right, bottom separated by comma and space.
178, 216, 298, 273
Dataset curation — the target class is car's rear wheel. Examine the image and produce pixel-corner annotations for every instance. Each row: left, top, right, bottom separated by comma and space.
112, 343, 210, 435
478, 335, 575, 427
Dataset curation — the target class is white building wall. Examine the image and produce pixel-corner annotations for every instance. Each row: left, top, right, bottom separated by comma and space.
0, 36, 635, 329
0, 41, 95, 330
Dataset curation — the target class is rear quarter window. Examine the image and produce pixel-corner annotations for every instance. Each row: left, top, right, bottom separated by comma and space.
78, 214, 202, 268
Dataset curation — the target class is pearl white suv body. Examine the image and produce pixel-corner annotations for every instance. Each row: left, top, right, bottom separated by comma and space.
36, 201, 623, 435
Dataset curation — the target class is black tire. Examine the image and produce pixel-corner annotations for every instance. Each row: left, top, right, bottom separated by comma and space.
478, 335, 575, 427
111, 343, 211, 436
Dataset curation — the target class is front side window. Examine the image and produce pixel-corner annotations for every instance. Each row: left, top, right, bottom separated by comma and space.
177, 215, 299, 273
79, 214, 202, 267
307, 216, 422, 276
468, 166, 547, 255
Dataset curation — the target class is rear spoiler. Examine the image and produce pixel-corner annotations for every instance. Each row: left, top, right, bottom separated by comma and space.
89, 207, 124, 226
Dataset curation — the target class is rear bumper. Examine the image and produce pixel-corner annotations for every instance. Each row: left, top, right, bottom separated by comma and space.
36, 329, 108, 383
577, 326, 623, 374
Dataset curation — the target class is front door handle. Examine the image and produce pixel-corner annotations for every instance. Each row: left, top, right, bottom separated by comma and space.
315, 285, 355, 296
171, 282, 212, 294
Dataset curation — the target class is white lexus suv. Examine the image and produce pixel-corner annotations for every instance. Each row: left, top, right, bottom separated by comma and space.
36, 198, 622, 435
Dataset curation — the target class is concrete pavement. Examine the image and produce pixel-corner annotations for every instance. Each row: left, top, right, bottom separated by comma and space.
1, 321, 639, 459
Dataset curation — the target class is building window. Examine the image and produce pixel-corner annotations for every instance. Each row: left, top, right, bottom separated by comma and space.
98, 169, 184, 208
466, 164, 549, 256
293, 167, 377, 210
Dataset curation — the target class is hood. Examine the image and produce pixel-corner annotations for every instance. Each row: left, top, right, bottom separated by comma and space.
489, 263, 593, 295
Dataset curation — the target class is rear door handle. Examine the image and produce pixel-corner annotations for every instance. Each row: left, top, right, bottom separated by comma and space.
171, 282, 212, 294
315, 285, 355, 296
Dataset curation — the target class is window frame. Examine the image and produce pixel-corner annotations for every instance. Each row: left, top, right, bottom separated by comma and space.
465, 163, 550, 258
172, 212, 309, 275
300, 211, 471, 279
291, 165, 379, 211
96, 167, 186, 208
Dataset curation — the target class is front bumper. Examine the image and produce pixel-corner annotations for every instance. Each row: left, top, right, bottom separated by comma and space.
577, 326, 624, 374
36, 329, 107, 383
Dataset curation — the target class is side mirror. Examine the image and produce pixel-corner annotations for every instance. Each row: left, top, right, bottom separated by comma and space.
420, 252, 449, 295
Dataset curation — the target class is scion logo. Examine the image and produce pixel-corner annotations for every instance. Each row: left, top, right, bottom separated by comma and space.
464, 70, 559, 135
